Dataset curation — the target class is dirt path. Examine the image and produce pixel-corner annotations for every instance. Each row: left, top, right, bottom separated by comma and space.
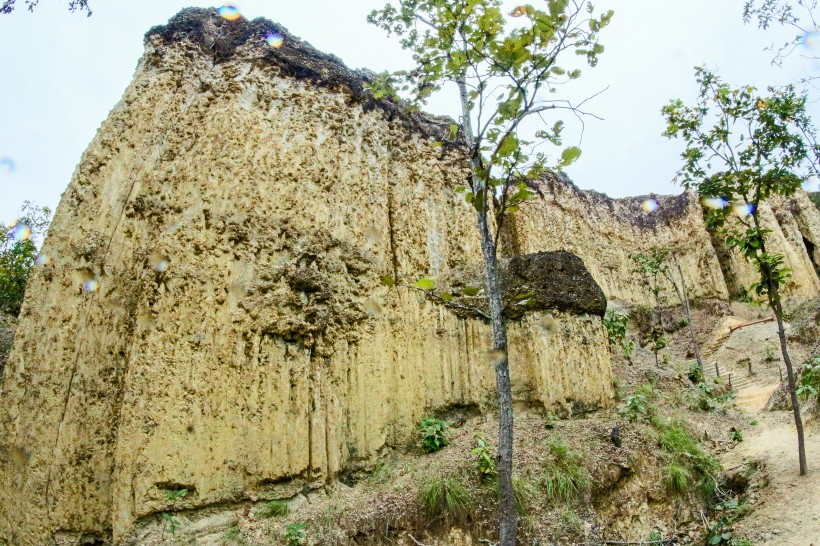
723, 384, 820, 545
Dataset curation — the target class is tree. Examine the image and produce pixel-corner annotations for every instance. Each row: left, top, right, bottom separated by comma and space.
0, 202, 51, 315
662, 66, 817, 475
631, 248, 704, 371
743, 0, 818, 65
368, 1, 612, 542
0, 0, 91, 15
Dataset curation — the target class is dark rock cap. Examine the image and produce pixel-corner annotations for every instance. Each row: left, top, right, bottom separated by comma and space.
501, 250, 607, 318
145, 8, 460, 143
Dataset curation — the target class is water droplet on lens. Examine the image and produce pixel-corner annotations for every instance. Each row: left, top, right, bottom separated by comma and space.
732, 202, 755, 218
364, 226, 383, 245
265, 31, 284, 48
9, 223, 31, 242
802, 30, 820, 52
363, 298, 382, 317
155, 260, 169, 272
486, 349, 506, 366
641, 199, 659, 213
0, 157, 15, 173
35, 254, 50, 265
701, 196, 728, 210
218, 3, 241, 21
82, 279, 98, 292
803, 175, 820, 192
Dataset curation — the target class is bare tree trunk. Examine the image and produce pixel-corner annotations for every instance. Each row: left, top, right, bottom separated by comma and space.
670, 259, 703, 369
769, 285, 808, 475
458, 79, 518, 545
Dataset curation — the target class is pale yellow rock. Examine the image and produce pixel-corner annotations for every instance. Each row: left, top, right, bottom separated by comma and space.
0, 11, 613, 545
506, 175, 820, 305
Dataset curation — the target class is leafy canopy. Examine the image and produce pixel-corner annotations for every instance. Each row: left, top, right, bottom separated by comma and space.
368, 0, 613, 214
662, 66, 818, 296
0, 202, 51, 315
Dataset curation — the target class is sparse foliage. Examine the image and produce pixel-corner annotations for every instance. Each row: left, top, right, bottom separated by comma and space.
0, 0, 91, 15
663, 65, 815, 475
472, 433, 497, 478
283, 522, 307, 546
369, 1, 612, 542
603, 309, 633, 357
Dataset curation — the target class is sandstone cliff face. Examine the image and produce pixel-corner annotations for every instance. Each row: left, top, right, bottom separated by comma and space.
505, 174, 820, 305
0, 10, 613, 545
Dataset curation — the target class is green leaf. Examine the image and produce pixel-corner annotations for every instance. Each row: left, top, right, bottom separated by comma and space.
380, 275, 395, 287
431, 141, 443, 148
559, 146, 582, 167
413, 278, 436, 290
440, 292, 453, 301
462, 285, 480, 297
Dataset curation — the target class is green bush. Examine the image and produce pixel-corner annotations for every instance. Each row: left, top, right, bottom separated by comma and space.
797, 355, 820, 401
417, 417, 449, 453
619, 384, 658, 422
420, 478, 474, 519
603, 310, 634, 357
541, 435, 590, 503
471, 434, 496, 478
0, 202, 51, 315
283, 522, 307, 546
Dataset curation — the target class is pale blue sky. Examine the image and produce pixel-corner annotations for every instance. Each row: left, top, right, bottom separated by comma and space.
0, 0, 814, 226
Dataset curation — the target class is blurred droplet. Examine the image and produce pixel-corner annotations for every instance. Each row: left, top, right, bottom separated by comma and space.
9, 223, 31, 242
82, 279, 98, 292
363, 298, 382, 318
35, 254, 50, 265
364, 226, 383, 245
486, 349, 506, 366
265, 31, 284, 48
155, 260, 169, 272
733, 202, 756, 218
218, 3, 241, 21
537, 313, 556, 333
165, 222, 181, 234
701, 196, 729, 210
641, 199, 659, 213
803, 175, 820, 192
0, 157, 15, 173
802, 30, 820, 52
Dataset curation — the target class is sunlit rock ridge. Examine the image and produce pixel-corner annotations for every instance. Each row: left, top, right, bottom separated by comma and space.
0, 7, 818, 545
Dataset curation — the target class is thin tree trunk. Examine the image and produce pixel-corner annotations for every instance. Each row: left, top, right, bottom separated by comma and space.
670, 259, 703, 369
750, 213, 807, 475
769, 285, 808, 475
457, 79, 518, 545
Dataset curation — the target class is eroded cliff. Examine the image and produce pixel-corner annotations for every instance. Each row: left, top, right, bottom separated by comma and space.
0, 9, 613, 545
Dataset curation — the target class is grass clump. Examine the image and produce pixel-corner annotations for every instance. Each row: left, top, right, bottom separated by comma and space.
541, 435, 590, 503
257, 499, 289, 518
657, 419, 720, 498
420, 477, 475, 520
662, 462, 692, 494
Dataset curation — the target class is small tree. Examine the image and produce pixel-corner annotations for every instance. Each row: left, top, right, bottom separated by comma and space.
368, 1, 612, 542
0, 202, 51, 315
631, 248, 704, 370
662, 66, 816, 475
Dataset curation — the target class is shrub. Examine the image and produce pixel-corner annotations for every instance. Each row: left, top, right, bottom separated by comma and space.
420, 478, 474, 520
619, 384, 658, 422
797, 355, 820, 401
0, 202, 51, 315
283, 522, 307, 546
603, 310, 634, 356
471, 434, 496, 478
417, 417, 449, 453
541, 435, 590, 503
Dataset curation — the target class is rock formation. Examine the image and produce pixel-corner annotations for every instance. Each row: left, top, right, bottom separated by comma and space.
0, 9, 613, 545
1, 7, 818, 545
